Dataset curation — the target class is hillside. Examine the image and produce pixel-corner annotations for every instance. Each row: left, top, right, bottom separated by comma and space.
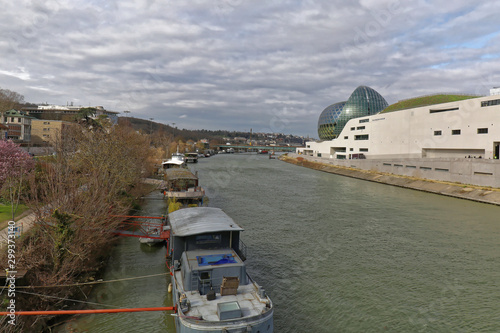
119, 117, 305, 144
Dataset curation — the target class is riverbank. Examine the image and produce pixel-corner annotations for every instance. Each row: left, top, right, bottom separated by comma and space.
0, 180, 162, 247
280, 153, 500, 206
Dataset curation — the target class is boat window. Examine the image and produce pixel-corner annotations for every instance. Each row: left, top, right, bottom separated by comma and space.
196, 234, 222, 245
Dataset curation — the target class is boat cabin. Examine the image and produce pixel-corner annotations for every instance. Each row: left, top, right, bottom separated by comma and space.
164, 169, 199, 191
168, 207, 248, 295
160, 152, 186, 171
162, 169, 204, 205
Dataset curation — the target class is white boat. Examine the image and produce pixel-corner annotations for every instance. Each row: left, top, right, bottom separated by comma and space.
167, 207, 273, 333
161, 152, 187, 171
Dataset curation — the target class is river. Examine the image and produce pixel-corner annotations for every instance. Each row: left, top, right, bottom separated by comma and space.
62, 153, 500, 332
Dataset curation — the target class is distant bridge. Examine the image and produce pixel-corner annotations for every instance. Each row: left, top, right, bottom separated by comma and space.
215, 145, 298, 152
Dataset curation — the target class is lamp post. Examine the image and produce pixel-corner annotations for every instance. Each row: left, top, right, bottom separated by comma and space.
149, 118, 154, 134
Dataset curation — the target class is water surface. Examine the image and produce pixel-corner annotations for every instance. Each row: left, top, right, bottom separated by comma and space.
64, 153, 500, 332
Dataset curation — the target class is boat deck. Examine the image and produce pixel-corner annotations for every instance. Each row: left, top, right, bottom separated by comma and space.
174, 271, 269, 322
163, 188, 205, 199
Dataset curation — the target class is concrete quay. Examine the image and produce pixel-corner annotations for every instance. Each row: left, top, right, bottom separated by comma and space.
281, 153, 500, 206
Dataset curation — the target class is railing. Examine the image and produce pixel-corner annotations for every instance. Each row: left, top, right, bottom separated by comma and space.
163, 188, 205, 198
237, 239, 247, 261
190, 272, 198, 293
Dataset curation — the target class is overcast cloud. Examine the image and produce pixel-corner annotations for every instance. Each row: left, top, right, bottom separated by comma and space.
1, 0, 500, 137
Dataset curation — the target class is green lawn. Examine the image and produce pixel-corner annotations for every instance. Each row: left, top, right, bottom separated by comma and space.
381, 94, 480, 113
0, 204, 30, 229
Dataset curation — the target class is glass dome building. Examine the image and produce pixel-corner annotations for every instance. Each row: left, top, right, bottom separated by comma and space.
317, 101, 346, 140
317, 86, 388, 140
332, 86, 388, 137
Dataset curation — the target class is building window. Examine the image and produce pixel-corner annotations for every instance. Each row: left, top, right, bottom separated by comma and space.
360, 148, 368, 152
477, 128, 488, 134
434, 130, 442, 136
354, 134, 369, 140
350, 127, 355, 131
481, 99, 500, 107
451, 129, 461, 135
359, 119, 369, 123
356, 126, 365, 130
17, 118, 21, 123
350, 148, 353, 151
344, 136, 348, 139
429, 107, 459, 113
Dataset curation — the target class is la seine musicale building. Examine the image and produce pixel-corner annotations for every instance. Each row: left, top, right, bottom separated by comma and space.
297, 86, 500, 187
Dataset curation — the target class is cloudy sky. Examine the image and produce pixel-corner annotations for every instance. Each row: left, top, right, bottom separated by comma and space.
2, 0, 500, 137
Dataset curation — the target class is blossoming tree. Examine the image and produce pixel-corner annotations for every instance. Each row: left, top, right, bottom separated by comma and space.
0, 140, 35, 220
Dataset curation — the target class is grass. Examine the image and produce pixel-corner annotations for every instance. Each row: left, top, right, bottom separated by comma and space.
0, 203, 30, 230
381, 94, 480, 113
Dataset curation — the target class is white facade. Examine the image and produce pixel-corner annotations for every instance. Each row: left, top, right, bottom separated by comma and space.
299, 95, 500, 160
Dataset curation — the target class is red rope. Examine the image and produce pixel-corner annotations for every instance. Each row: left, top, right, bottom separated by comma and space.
111, 215, 165, 219
0, 306, 175, 316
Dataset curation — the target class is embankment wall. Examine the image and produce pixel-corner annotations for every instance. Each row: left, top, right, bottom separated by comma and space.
281, 153, 500, 206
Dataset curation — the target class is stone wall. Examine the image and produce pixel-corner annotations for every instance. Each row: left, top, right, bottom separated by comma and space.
282, 154, 500, 206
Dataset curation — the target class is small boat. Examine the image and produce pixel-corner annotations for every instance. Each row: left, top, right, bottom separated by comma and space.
138, 217, 169, 246
139, 226, 165, 246
167, 207, 273, 333
185, 152, 199, 163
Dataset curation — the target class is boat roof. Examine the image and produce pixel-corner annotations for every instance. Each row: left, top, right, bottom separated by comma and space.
165, 168, 198, 180
162, 159, 184, 166
169, 207, 244, 237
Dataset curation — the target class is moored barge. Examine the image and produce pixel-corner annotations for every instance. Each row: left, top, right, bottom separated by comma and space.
167, 207, 273, 333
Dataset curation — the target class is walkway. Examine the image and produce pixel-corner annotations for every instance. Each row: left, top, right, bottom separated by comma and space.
0, 213, 36, 248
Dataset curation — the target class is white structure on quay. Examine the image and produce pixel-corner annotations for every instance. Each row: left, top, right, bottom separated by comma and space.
298, 87, 500, 187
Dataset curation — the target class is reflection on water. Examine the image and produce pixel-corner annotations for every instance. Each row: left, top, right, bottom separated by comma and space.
64, 154, 500, 332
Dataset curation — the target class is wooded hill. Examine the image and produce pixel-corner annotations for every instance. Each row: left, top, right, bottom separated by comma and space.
121, 117, 305, 144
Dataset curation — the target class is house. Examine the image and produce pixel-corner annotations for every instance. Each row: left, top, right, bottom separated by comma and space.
30, 119, 75, 146
22, 104, 119, 124
0, 123, 8, 139
0, 109, 33, 142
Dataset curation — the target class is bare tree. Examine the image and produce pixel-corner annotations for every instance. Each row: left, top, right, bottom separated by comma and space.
0, 88, 25, 112
0, 122, 156, 331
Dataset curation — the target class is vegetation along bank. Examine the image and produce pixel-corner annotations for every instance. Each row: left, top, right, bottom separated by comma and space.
0, 121, 158, 332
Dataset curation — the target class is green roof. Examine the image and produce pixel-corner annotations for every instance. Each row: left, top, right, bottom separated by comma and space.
381, 94, 481, 113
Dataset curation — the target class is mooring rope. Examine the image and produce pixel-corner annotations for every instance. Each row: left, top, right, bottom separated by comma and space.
14, 272, 169, 289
